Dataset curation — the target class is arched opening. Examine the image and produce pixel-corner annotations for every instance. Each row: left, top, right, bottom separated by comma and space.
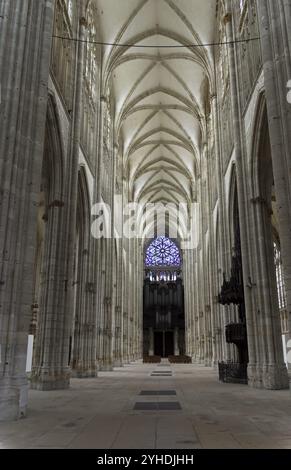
143, 236, 185, 360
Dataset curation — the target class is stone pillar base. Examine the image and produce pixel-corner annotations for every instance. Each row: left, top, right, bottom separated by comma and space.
71, 361, 98, 378
247, 363, 263, 388
30, 367, 71, 391
262, 364, 289, 390
99, 361, 113, 372
0, 379, 28, 422
72, 368, 98, 379
248, 363, 289, 390
113, 359, 123, 367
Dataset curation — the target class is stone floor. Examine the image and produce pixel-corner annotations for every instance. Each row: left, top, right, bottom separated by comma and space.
1, 361, 291, 449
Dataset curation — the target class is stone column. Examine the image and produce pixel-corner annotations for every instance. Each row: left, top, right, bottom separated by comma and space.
174, 327, 180, 356
138, 243, 143, 359
101, 295, 113, 371
184, 247, 194, 358
96, 262, 105, 369
225, 2, 264, 383
210, 93, 231, 364
123, 312, 129, 363
114, 306, 123, 367
132, 239, 138, 360
113, 145, 124, 366
203, 139, 216, 367
134, 239, 141, 360
31, 5, 87, 390
197, 167, 207, 365
103, 177, 116, 371
0, 0, 55, 420
139, 243, 144, 358
95, 96, 107, 370
128, 255, 134, 361
100, 222, 115, 370
225, 0, 289, 388
187, 249, 196, 359
186, 253, 191, 356
193, 251, 200, 361
85, 237, 99, 377
185, 253, 191, 356
121, 228, 128, 363
71, 239, 97, 379
257, 0, 291, 376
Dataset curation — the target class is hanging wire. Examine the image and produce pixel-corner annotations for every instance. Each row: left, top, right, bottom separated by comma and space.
52, 34, 260, 49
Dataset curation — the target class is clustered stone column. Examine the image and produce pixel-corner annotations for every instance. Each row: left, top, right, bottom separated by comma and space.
256, 0, 291, 378
0, 0, 56, 420
224, 0, 289, 389
183, 2, 290, 390
31, 4, 88, 390
99, 140, 115, 372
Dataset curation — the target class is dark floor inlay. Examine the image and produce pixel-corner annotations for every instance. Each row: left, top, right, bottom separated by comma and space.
151, 371, 172, 373
133, 401, 182, 411
151, 373, 172, 377
134, 402, 181, 411
134, 402, 158, 410
151, 371, 172, 374
140, 390, 177, 396
177, 440, 198, 445
158, 402, 181, 410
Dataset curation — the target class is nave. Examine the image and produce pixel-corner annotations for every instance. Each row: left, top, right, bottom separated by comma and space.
1, 362, 291, 449
1, 0, 291, 437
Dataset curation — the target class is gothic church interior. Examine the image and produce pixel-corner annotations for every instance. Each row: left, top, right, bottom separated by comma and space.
0, 0, 291, 449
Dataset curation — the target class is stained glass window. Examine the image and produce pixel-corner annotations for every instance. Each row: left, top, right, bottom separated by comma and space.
145, 236, 181, 267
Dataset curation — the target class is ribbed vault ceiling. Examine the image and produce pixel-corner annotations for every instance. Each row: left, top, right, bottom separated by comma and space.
97, 0, 217, 226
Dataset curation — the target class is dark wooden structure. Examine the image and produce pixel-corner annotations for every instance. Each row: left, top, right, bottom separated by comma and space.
218, 189, 249, 384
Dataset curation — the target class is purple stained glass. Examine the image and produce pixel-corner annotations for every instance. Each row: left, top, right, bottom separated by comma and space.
145, 236, 181, 266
